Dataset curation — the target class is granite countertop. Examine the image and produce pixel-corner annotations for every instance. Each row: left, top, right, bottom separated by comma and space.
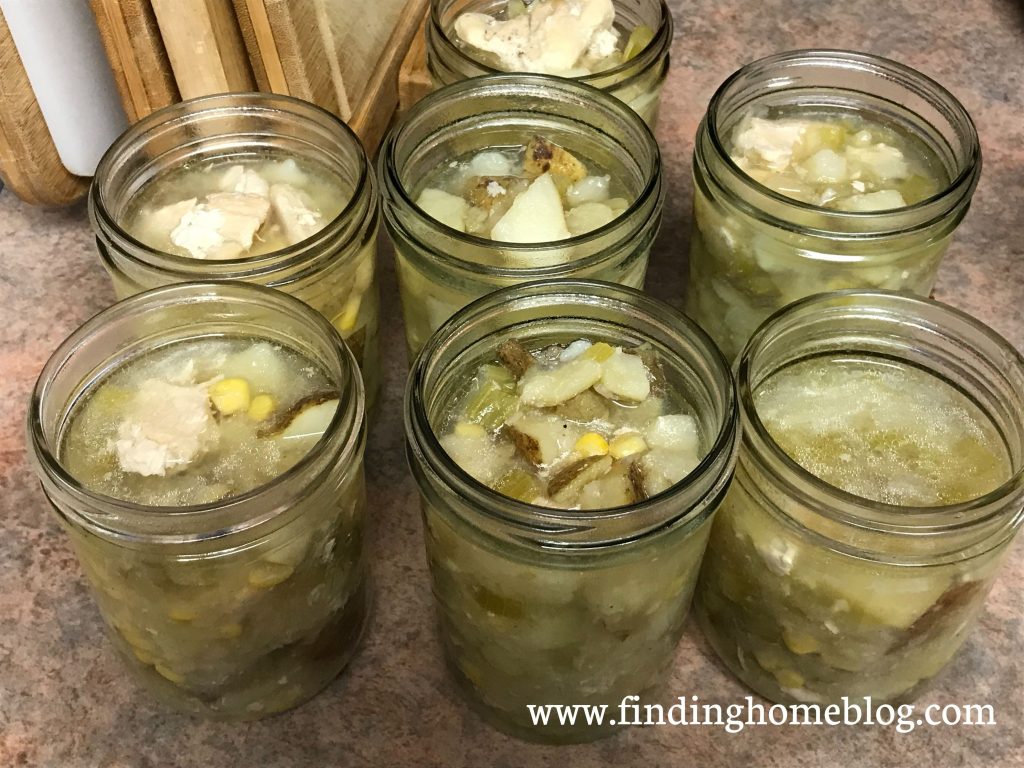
2, 1, 1022, 766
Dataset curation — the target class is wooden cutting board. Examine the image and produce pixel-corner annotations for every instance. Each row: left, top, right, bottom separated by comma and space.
398, 10, 431, 116
349, 0, 428, 151
233, 0, 427, 151
151, 0, 255, 99
0, 9, 87, 205
90, 0, 178, 121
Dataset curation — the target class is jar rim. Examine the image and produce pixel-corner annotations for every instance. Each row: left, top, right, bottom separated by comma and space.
379, 73, 662, 277
26, 281, 365, 546
406, 279, 739, 550
738, 289, 1024, 541
428, 0, 673, 88
89, 92, 375, 281
702, 49, 982, 235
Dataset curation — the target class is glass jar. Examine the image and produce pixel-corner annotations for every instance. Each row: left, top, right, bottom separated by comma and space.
425, 0, 672, 125
406, 280, 738, 742
26, 282, 369, 720
88, 93, 381, 412
694, 291, 1024, 705
686, 50, 981, 361
380, 74, 663, 356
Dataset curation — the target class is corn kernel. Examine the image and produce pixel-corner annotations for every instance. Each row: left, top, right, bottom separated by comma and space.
210, 377, 251, 416
583, 342, 615, 362
333, 294, 362, 332
782, 627, 820, 655
217, 622, 244, 639
167, 604, 198, 622
248, 561, 294, 589
609, 432, 648, 459
247, 393, 276, 421
154, 663, 184, 684
774, 668, 806, 689
574, 431, 609, 457
454, 421, 487, 438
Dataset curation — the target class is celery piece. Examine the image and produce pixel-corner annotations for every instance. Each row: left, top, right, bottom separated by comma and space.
623, 25, 655, 61
494, 468, 543, 503
463, 365, 519, 430
506, 0, 527, 19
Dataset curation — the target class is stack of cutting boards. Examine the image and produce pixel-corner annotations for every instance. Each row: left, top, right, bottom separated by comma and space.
0, 0, 428, 205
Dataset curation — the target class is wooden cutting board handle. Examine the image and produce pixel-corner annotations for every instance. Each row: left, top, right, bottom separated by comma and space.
0, 9, 88, 206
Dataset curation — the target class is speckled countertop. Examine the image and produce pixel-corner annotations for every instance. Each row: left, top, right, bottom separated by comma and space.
2, 1, 1023, 766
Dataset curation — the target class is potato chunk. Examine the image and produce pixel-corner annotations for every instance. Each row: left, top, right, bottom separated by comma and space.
490, 173, 571, 243
519, 357, 603, 407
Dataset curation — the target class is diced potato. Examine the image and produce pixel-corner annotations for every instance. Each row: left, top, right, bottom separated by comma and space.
566, 202, 616, 236
222, 342, 291, 395
275, 397, 338, 441
802, 148, 848, 184
645, 414, 700, 453
548, 455, 613, 504
439, 432, 515, 485
555, 389, 610, 422
578, 460, 639, 509
641, 446, 701, 494
468, 150, 514, 177
506, 413, 582, 465
519, 357, 603, 407
416, 188, 469, 232
606, 197, 630, 216
566, 174, 611, 206
836, 189, 907, 212
491, 173, 571, 243
597, 350, 650, 402
845, 144, 910, 181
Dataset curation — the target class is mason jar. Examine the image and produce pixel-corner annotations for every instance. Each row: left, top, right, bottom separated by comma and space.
694, 291, 1024, 705
380, 74, 663, 356
88, 93, 381, 412
405, 280, 738, 741
686, 50, 981, 361
425, 0, 672, 125
26, 282, 369, 719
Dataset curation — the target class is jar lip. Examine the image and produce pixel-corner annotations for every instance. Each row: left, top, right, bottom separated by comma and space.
90, 92, 374, 279
703, 49, 981, 231
407, 279, 739, 549
737, 289, 1024, 535
380, 73, 661, 275
27, 281, 365, 544
428, 0, 673, 87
